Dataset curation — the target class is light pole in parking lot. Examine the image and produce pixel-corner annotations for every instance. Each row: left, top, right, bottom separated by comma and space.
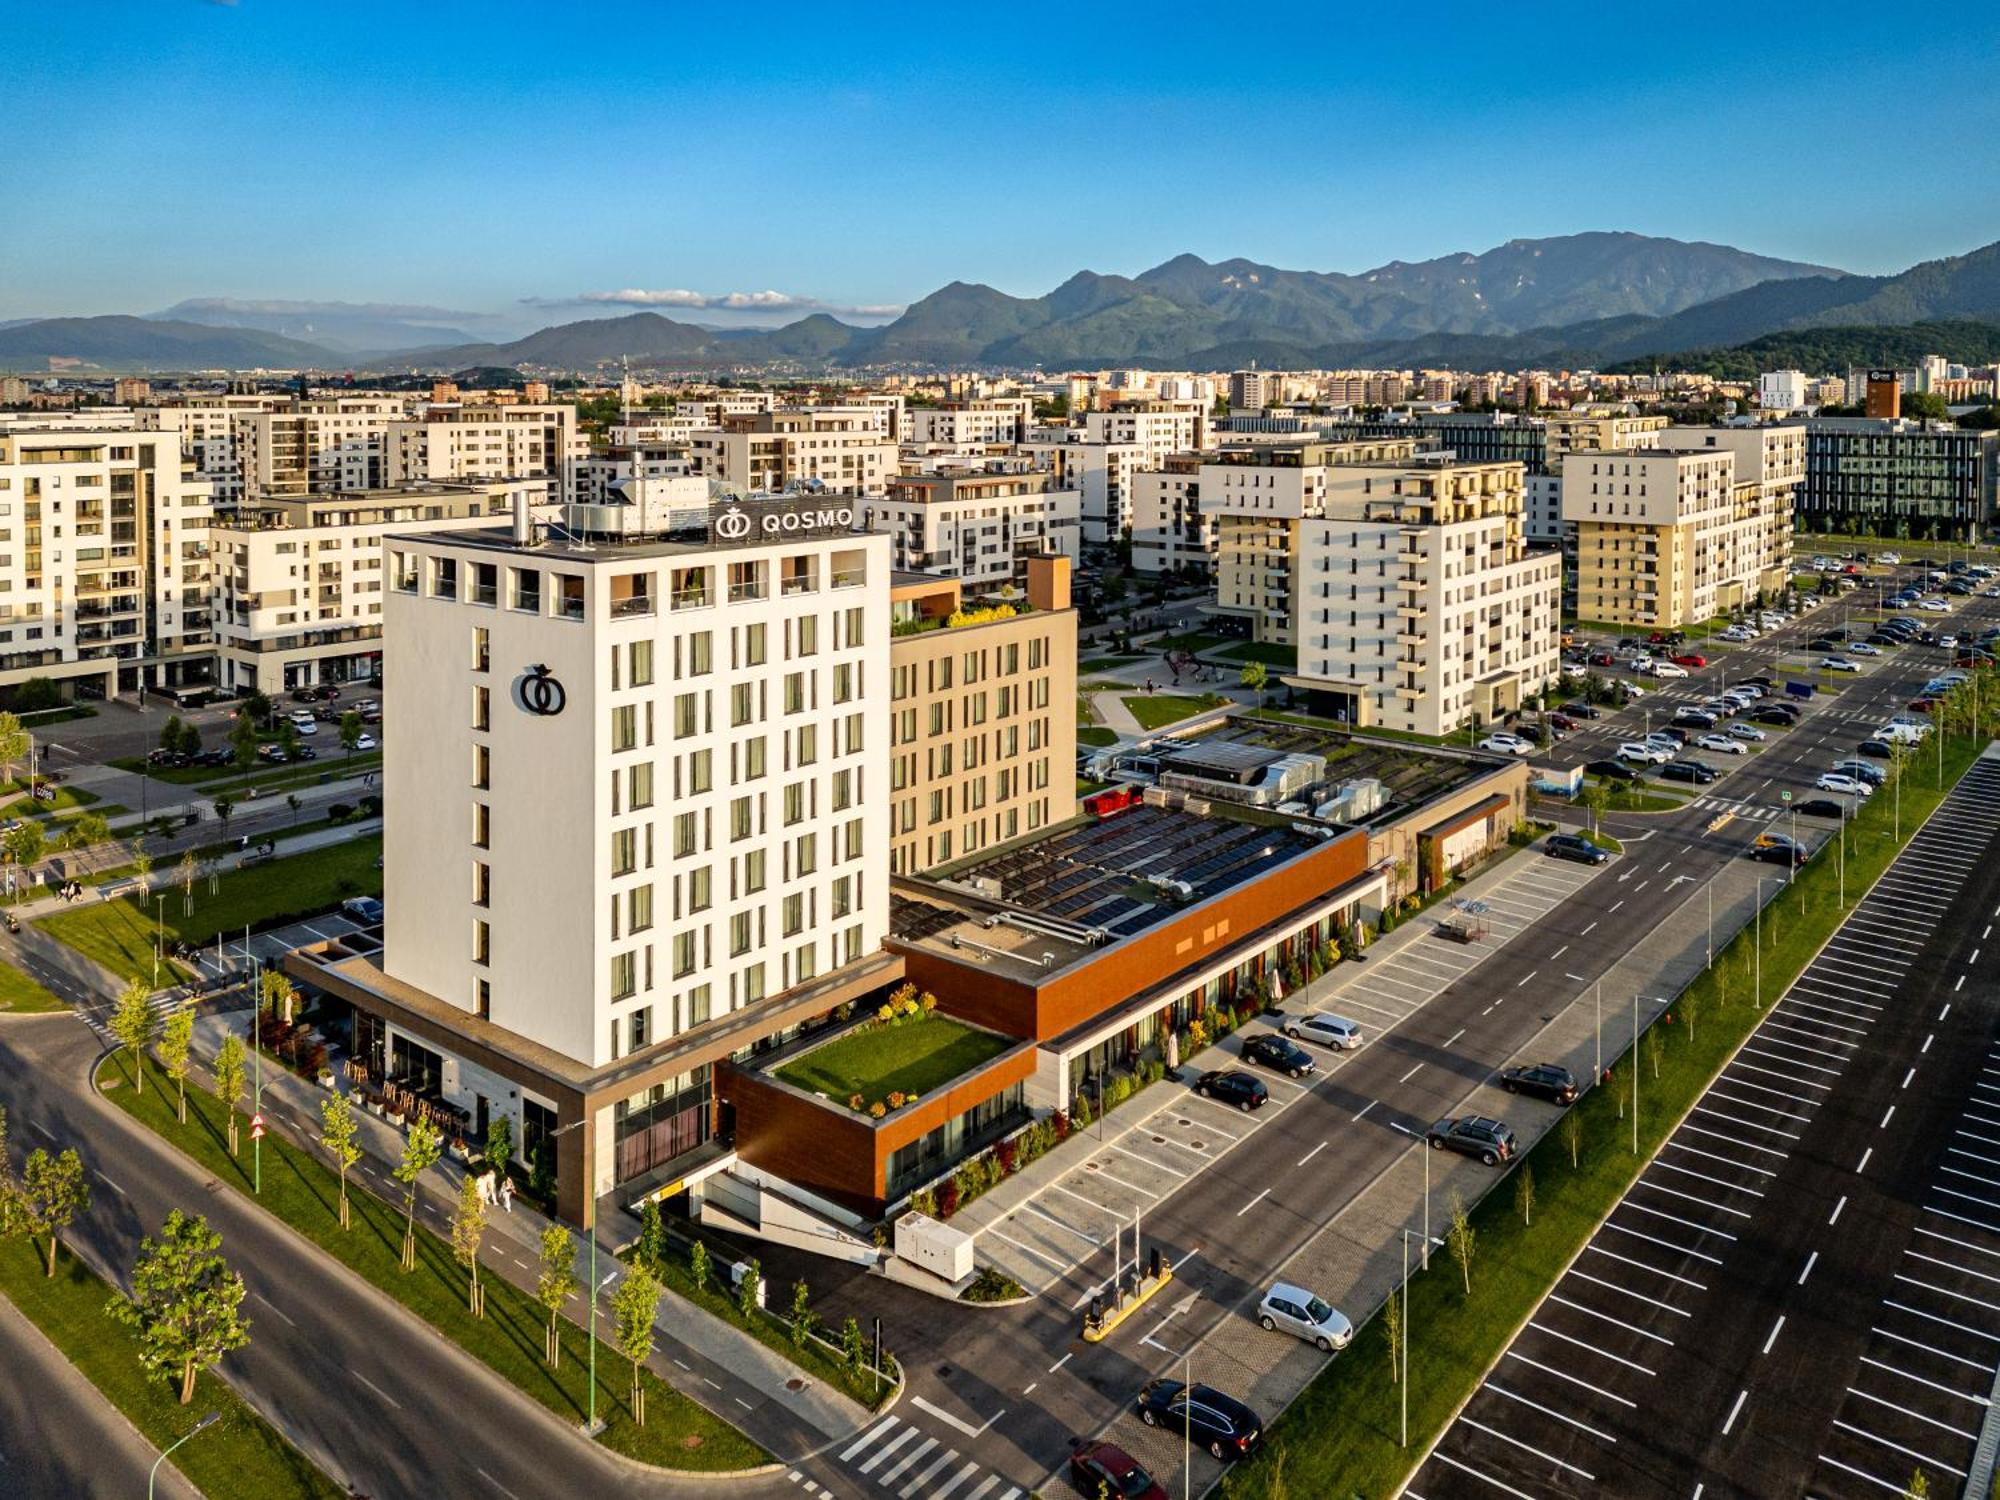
1754, 878, 1766, 1009
1400, 1226, 1419, 1449
1631, 992, 1640, 1155
1594, 979, 1602, 1078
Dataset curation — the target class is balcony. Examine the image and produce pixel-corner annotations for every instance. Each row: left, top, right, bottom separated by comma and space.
1395, 630, 1428, 647
1395, 603, 1428, 621
1395, 682, 1428, 701
615, 593, 660, 617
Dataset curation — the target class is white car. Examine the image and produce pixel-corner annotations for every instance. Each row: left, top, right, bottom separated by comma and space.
1919, 599, 1950, 612
1877, 552, 1903, 564
1848, 642, 1881, 656
1728, 722, 1767, 742
290, 717, 320, 734
1479, 733, 1532, 756
1619, 740, 1673, 765
1939, 635, 1959, 650
1651, 660, 1689, 678
1257, 1283, 1353, 1353
1824, 657, 1860, 672
1284, 1013, 1365, 1050
1696, 733, 1745, 755
352, 732, 379, 751
1620, 681, 1648, 699
1561, 661, 1587, 678
1816, 772, 1873, 797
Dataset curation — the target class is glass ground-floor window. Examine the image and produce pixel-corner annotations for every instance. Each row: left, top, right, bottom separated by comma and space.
612, 1067, 712, 1182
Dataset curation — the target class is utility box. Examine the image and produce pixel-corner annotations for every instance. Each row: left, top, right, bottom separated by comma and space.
727, 1260, 767, 1309
895, 1212, 974, 1283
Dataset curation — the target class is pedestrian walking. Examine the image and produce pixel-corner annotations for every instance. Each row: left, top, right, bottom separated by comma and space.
499, 1177, 513, 1214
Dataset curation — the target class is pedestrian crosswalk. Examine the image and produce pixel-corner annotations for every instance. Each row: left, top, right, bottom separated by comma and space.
1687, 796, 1782, 821
833, 1415, 1022, 1499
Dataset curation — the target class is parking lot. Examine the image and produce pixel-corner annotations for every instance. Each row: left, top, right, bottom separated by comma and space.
1409, 753, 2000, 1500
954, 854, 1610, 1300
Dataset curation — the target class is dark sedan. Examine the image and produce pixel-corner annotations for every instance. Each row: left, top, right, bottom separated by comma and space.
1585, 758, 1642, 782
1500, 1063, 1579, 1104
1794, 798, 1849, 819
1135, 1379, 1263, 1461
1194, 1070, 1269, 1111
1240, 1033, 1316, 1079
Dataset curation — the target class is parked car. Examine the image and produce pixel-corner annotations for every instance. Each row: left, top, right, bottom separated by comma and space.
1824, 657, 1861, 673
1829, 760, 1886, 786
1256, 1283, 1353, 1352
1816, 773, 1873, 797
1134, 1380, 1262, 1461
1240, 1034, 1316, 1079
1671, 653, 1707, 669
1543, 833, 1609, 866
1751, 836, 1808, 867
1857, 739, 1894, 758
1548, 713, 1578, 732
1194, 1070, 1269, 1111
341, 896, 385, 924
1696, 733, 1745, 755
1794, 798, 1848, 819
1660, 760, 1719, 785
351, 733, 379, 751
1561, 701, 1602, 720
1070, 1443, 1167, 1500
1427, 1116, 1517, 1165
1753, 706, 1800, 726
1849, 642, 1882, 656
1727, 723, 1767, 742
1651, 660, 1689, 678
1478, 733, 1533, 757
1586, 758, 1642, 782
1284, 1013, 1364, 1050
1672, 710, 1719, 730
1500, 1062, 1580, 1104
1618, 740, 1673, 765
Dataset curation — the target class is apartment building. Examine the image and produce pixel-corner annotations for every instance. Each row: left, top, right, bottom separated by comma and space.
234, 397, 406, 502
901, 398, 1032, 449
0, 419, 216, 698
1758, 370, 1811, 413
1201, 438, 1428, 645
211, 480, 530, 694
1083, 403, 1206, 461
886, 557, 1076, 875
382, 403, 581, 500
861, 467, 1080, 589
1801, 418, 1997, 539
1130, 453, 1210, 577
137, 394, 287, 504
1020, 432, 1148, 545
1286, 461, 1562, 737
690, 408, 895, 498
291, 492, 900, 1220
1563, 426, 1799, 627
1536, 409, 1672, 545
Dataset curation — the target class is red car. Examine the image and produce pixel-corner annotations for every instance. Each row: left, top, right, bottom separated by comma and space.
1671, 653, 1707, 669
1909, 698, 1935, 714
1070, 1441, 1168, 1500
1548, 712, 1577, 731
1589, 651, 1616, 667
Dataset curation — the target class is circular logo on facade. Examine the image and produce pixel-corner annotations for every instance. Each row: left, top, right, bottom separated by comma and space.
517, 663, 567, 717
714, 506, 753, 541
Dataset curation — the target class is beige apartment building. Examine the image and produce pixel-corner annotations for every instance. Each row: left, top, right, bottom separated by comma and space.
887, 556, 1076, 875
1286, 461, 1562, 737
691, 408, 895, 498
1563, 425, 1799, 627
382, 403, 581, 500
862, 467, 1080, 590
234, 397, 407, 502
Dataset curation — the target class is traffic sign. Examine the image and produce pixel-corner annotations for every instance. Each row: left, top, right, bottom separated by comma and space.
1780, 791, 1792, 803
250, 1112, 265, 1140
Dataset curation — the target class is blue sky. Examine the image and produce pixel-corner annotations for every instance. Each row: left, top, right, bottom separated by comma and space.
3, 0, 1996, 329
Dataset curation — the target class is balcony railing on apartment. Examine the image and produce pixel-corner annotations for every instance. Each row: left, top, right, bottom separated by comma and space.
614, 593, 659, 617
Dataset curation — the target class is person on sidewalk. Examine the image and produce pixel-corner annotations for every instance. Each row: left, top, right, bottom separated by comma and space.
499, 1177, 513, 1214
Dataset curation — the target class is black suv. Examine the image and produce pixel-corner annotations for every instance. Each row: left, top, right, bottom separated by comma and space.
1135, 1379, 1262, 1461
1427, 1116, 1517, 1165
1544, 833, 1609, 866
1239, 1034, 1316, 1079
1194, 1070, 1269, 1111
1794, 798, 1848, 819
1660, 760, 1719, 785
1585, 758, 1641, 782
1500, 1063, 1579, 1104
1560, 701, 1603, 720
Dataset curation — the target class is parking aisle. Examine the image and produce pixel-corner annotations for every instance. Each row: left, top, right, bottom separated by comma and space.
1408, 753, 2000, 1500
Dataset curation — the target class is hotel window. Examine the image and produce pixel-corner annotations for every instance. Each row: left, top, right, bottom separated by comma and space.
794, 831, 817, 877
610, 951, 636, 1002
831, 874, 853, 919
471, 684, 490, 732
472, 861, 489, 908
672, 930, 696, 979
742, 736, 766, 780
731, 682, 754, 727
630, 638, 655, 686
794, 614, 818, 657
687, 749, 713, 795
392, 551, 420, 593
471, 625, 489, 672
556, 574, 585, 620
509, 567, 541, 613
683, 632, 709, 676
783, 781, 806, 826
793, 942, 818, 984
673, 693, 698, 737
629, 883, 654, 933
611, 704, 636, 752
843, 713, 864, 754
740, 620, 766, 666
685, 983, 711, 1029
730, 795, 754, 840
672, 812, 697, 858
831, 768, 853, 811
743, 848, 767, 894
832, 662, 854, 703
795, 723, 817, 767
783, 672, 806, 714
472, 802, 490, 849
687, 865, 711, 913
728, 559, 765, 603
628, 1008, 650, 1052
471, 744, 489, 790
730, 910, 752, 957
629, 761, 654, 809
843, 605, 865, 647
742, 962, 766, 1006
780, 554, 816, 596
611, 827, 637, 877
783, 893, 805, 937
472, 919, 490, 966
432, 556, 459, 600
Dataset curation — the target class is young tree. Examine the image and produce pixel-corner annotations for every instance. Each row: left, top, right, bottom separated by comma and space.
3, 818, 46, 880
319, 1091, 362, 1230
611, 1262, 663, 1426
1560, 1110, 1583, 1171
132, 843, 153, 898
1681, 989, 1701, 1045
339, 710, 365, 759
0, 711, 27, 788
789, 1278, 816, 1348
534, 1223, 578, 1366
212, 1033, 246, 1155
159, 715, 187, 754
276, 722, 301, 761
1239, 660, 1268, 710
636, 1199, 665, 1270
242, 690, 273, 730
484, 1114, 513, 1175
229, 714, 259, 772
1515, 1163, 1536, 1228
212, 791, 236, 836
1383, 1286, 1402, 1387
1579, 779, 1611, 834
735, 1256, 762, 1322
451, 1170, 488, 1317
688, 1238, 710, 1297
840, 1315, 868, 1380
158, 1004, 195, 1125
1645, 1026, 1663, 1082
175, 719, 203, 758
106, 1209, 251, 1405
177, 849, 198, 917
260, 970, 297, 1026
394, 1117, 443, 1272
1446, 1192, 1476, 1296
285, 792, 302, 827
18, 1147, 90, 1277
1902, 1468, 1930, 1499
109, 978, 156, 1093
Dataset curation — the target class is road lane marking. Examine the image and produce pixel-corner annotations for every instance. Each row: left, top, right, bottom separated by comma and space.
1298, 1141, 1328, 1166
1399, 1063, 1425, 1082
1235, 1187, 1271, 1218
1830, 1196, 1848, 1225
354, 1372, 403, 1410
1722, 1389, 1748, 1436
1353, 1101, 1378, 1122
1763, 1315, 1785, 1354
1798, 1251, 1820, 1285
1882, 1107, 1897, 1129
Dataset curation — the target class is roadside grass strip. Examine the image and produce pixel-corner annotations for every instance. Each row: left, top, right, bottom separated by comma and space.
99, 1051, 768, 1473
1217, 733, 1991, 1500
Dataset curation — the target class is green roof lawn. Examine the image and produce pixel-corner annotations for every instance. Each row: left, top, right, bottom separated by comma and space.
775, 1015, 1012, 1103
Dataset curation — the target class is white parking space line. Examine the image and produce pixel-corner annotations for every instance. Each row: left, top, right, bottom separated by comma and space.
1665, 1139, 1778, 1178
1500, 1350, 1640, 1408
1857, 1352, 1991, 1405
1830, 1419, 1968, 1479
1547, 1292, 1675, 1345
1482, 1380, 1622, 1442
1845, 1385, 1982, 1441
1566, 1267, 1693, 1316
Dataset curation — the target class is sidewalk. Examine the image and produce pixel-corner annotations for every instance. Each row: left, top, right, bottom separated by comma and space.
185, 1005, 875, 1461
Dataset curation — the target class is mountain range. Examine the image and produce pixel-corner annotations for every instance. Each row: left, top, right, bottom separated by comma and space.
4, 232, 2000, 376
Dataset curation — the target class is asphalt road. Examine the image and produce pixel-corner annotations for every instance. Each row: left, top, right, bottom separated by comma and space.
0, 1013, 800, 1500
1411, 751, 2000, 1498
741, 569, 2000, 1499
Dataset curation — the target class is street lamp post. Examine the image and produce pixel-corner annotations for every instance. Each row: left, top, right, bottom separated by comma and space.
1631, 992, 1640, 1155
1400, 1227, 1418, 1450
550, 1114, 603, 1436
149, 1411, 220, 1499
1594, 978, 1602, 1078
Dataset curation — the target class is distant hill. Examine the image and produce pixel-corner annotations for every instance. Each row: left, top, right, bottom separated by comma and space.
0, 316, 336, 372
1602, 319, 2000, 380
151, 298, 484, 356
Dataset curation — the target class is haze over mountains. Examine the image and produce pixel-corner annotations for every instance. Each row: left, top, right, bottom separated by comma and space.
5, 232, 2000, 375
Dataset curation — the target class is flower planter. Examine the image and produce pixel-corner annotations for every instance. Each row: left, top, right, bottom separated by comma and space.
316, 1069, 335, 1089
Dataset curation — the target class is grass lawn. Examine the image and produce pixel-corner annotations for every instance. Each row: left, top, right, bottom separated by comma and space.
0, 959, 65, 1012
1219, 734, 1987, 1500
0, 783, 102, 821
1078, 727, 1117, 748
0, 1239, 345, 1500
1080, 655, 1143, 672
776, 1014, 1013, 1104
101, 1051, 768, 1473
1578, 828, 1624, 854
1121, 692, 1229, 731
110, 751, 382, 794
1219, 640, 1296, 668
1591, 783, 1689, 813
38, 834, 382, 983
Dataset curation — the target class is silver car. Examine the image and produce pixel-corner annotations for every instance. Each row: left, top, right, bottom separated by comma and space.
1284, 1013, 1364, 1050
1257, 1283, 1353, 1352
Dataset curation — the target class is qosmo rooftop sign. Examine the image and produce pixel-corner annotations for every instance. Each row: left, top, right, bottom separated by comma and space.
709, 496, 854, 546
